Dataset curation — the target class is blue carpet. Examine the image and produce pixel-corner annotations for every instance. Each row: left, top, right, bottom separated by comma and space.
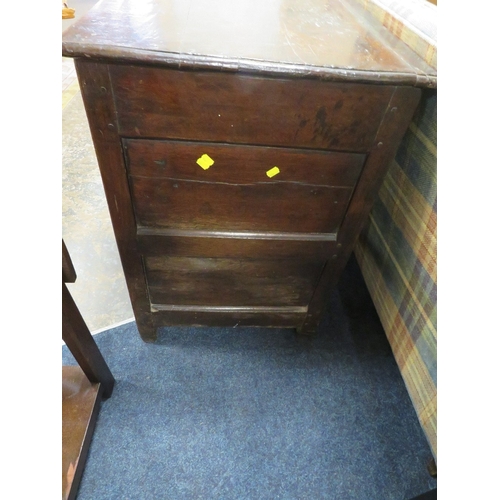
63, 256, 437, 499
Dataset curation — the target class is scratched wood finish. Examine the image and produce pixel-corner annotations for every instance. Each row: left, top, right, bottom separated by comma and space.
299, 86, 422, 334
62, 0, 436, 87
145, 256, 325, 307
64, 0, 435, 341
113, 66, 392, 152
124, 139, 366, 185
129, 175, 355, 233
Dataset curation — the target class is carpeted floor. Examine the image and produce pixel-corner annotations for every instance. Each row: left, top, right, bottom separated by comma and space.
63, 256, 437, 499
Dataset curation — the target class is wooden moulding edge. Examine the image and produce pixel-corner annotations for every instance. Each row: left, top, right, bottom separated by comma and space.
62, 44, 436, 88
150, 304, 308, 313
136, 227, 338, 242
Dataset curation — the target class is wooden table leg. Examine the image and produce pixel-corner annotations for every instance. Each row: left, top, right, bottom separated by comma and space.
62, 282, 115, 398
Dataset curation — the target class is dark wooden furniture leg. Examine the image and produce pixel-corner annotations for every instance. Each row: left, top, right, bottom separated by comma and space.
62, 282, 115, 398
427, 458, 437, 478
409, 488, 437, 500
62, 240, 115, 500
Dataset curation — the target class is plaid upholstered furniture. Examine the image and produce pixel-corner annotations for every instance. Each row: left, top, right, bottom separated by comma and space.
354, 0, 437, 462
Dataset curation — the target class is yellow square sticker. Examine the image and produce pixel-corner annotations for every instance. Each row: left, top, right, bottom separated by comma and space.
266, 166, 280, 178
196, 154, 214, 170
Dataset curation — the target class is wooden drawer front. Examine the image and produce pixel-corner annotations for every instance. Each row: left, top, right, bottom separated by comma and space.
111, 65, 393, 152
125, 139, 364, 185
144, 256, 324, 308
125, 139, 365, 233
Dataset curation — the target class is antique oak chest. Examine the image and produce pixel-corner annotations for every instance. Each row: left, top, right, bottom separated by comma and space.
62, 0, 436, 342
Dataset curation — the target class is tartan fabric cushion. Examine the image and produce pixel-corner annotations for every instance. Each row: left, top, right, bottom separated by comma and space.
354, 90, 437, 459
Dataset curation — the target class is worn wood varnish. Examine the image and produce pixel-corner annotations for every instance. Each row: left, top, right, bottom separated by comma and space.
136, 231, 337, 260
62, 366, 101, 500
145, 256, 325, 307
63, 0, 435, 341
113, 67, 393, 152
129, 176, 356, 233
124, 139, 365, 185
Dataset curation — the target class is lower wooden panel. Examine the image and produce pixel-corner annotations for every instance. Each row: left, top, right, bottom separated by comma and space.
151, 309, 306, 328
144, 256, 325, 307
62, 366, 102, 500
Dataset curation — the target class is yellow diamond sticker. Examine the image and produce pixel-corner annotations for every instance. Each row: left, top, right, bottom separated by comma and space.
266, 166, 280, 178
196, 154, 214, 170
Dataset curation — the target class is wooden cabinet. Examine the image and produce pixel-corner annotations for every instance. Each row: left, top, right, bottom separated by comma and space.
62, 0, 436, 342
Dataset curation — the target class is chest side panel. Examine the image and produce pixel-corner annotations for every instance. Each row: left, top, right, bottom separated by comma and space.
78, 59, 419, 337
110, 65, 393, 152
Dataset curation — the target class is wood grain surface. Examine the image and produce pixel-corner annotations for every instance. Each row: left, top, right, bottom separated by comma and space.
62, 0, 436, 87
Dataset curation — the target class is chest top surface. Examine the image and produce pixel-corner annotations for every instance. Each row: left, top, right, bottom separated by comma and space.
62, 0, 436, 87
